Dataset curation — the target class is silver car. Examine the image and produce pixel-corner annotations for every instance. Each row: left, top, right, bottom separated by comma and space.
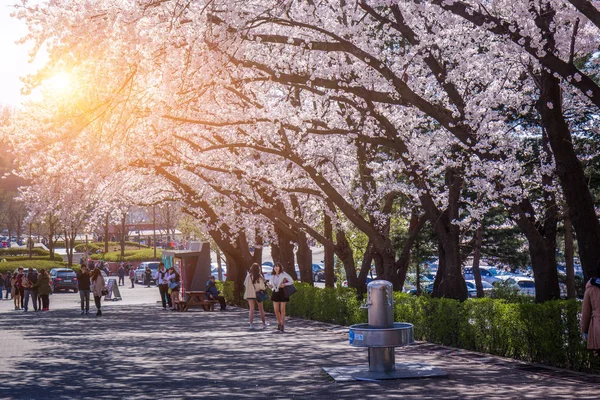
134, 261, 161, 284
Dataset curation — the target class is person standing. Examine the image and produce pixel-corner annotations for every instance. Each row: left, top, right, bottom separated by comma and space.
129, 267, 135, 288
77, 266, 91, 315
91, 268, 107, 317
144, 266, 152, 287
117, 263, 125, 286
22, 269, 36, 312
0, 273, 5, 300
3, 272, 10, 299
35, 269, 52, 311
269, 262, 293, 333
27, 268, 39, 312
582, 277, 600, 356
206, 276, 226, 311
156, 262, 171, 310
15, 267, 25, 309
165, 267, 181, 311
10, 273, 20, 310
243, 263, 269, 330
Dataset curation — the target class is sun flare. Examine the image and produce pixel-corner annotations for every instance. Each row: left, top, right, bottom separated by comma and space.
46, 71, 72, 93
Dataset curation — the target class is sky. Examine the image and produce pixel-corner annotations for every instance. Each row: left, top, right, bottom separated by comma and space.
0, 1, 35, 106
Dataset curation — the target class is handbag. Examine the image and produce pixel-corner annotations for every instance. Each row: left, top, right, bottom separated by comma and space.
169, 281, 180, 290
282, 284, 297, 298
256, 290, 269, 303
101, 288, 109, 296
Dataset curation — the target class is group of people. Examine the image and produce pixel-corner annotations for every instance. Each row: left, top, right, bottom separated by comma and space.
244, 262, 293, 333
0, 267, 52, 311
155, 262, 183, 310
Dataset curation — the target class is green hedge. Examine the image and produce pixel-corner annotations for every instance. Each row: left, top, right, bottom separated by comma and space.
220, 281, 365, 327
0, 259, 69, 273
0, 248, 54, 257
74, 241, 150, 252
90, 248, 162, 262
220, 281, 600, 374
393, 293, 600, 373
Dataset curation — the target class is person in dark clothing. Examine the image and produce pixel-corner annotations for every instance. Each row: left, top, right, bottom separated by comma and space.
77, 266, 91, 315
144, 266, 152, 287
129, 268, 135, 288
0, 273, 5, 300
206, 276, 226, 311
117, 264, 125, 286
26, 269, 39, 312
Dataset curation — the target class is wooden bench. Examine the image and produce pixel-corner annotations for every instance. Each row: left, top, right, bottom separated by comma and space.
178, 291, 219, 312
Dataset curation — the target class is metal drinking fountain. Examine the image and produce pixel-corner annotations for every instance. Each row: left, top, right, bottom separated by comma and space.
349, 280, 413, 372
323, 280, 447, 381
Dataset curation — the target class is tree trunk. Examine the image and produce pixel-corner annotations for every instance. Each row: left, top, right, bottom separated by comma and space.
323, 212, 335, 288
104, 212, 109, 254
514, 198, 560, 302
334, 229, 359, 291
538, 70, 600, 280
120, 212, 127, 260
471, 226, 484, 298
272, 227, 296, 278
252, 232, 263, 265
296, 234, 313, 284
395, 213, 427, 290
425, 168, 467, 301
564, 211, 576, 299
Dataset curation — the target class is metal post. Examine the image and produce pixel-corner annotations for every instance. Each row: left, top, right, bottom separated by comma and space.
367, 281, 395, 372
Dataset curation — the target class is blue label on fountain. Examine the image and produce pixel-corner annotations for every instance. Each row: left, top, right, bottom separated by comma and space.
349, 329, 355, 344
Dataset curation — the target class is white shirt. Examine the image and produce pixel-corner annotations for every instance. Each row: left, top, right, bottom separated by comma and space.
270, 272, 293, 292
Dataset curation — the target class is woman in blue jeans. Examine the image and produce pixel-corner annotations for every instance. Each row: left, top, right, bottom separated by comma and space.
77, 266, 91, 315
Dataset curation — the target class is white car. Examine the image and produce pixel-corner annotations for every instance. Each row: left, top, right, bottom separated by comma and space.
261, 263, 273, 281
210, 263, 227, 279
505, 276, 536, 297
465, 280, 494, 297
463, 266, 502, 285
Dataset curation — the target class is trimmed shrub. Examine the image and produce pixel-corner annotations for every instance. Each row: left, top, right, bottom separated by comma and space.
0, 259, 69, 273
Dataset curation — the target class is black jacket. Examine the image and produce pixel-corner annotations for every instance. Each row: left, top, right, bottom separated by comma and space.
77, 271, 91, 291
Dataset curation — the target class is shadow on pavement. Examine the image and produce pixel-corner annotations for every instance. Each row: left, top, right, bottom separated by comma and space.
0, 304, 598, 399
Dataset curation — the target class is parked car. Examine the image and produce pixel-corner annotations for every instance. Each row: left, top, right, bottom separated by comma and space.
465, 280, 494, 297
134, 261, 161, 284
312, 263, 325, 282
463, 266, 502, 285
210, 263, 227, 279
49, 268, 78, 293
261, 263, 274, 281
505, 276, 536, 296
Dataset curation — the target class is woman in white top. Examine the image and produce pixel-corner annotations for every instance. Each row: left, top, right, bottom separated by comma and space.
243, 263, 269, 330
269, 262, 293, 333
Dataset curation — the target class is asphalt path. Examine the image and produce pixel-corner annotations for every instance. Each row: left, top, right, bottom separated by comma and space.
1, 285, 600, 399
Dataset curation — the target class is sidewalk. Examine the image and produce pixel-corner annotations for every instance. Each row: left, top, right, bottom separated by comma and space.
0, 302, 598, 399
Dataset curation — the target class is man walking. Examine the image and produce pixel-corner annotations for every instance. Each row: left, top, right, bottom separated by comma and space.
156, 262, 172, 310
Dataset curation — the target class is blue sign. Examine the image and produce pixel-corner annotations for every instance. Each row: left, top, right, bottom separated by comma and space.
349, 329, 355, 345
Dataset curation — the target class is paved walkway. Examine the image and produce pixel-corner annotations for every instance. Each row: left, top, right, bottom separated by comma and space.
0, 301, 599, 399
